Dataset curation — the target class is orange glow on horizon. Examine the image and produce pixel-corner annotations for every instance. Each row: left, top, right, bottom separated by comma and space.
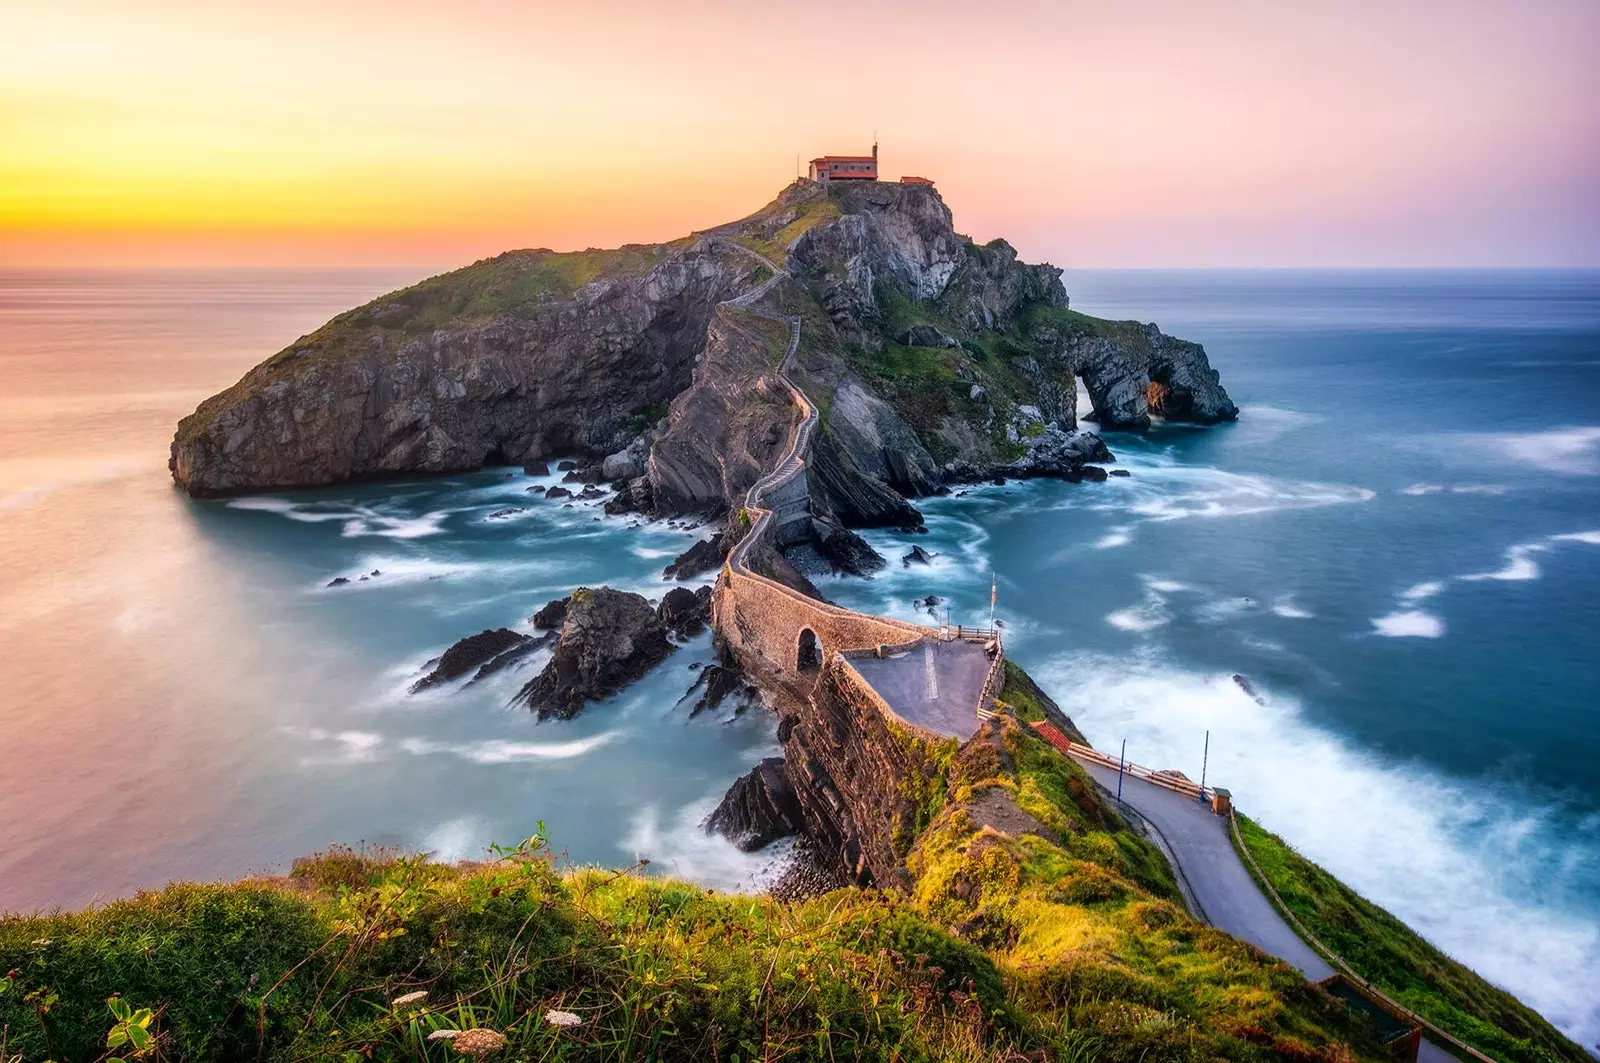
3, 0, 1597, 269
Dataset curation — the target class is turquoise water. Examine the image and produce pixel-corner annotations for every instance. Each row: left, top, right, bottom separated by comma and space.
1, 269, 1596, 1049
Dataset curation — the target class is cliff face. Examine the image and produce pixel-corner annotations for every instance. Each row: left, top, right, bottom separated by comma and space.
171, 180, 1236, 505
170, 245, 753, 496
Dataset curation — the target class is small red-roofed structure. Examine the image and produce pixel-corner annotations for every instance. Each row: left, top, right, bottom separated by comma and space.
809, 143, 879, 183
899, 175, 935, 186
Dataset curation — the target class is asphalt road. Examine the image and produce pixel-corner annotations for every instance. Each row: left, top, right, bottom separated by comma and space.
1074, 758, 1466, 1062
848, 639, 991, 739
1072, 757, 1335, 980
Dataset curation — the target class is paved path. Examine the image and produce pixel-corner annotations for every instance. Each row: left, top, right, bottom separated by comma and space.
1071, 756, 1335, 980
1073, 756, 1466, 1062
847, 639, 992, 739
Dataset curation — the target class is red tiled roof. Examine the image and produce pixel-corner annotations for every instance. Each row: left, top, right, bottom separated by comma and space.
812, 156, 877, 164
900, 175, 934, 184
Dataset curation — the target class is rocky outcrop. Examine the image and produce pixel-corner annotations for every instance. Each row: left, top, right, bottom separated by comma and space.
706, 757, 805, 852
529, 596, 569, 629
662, 533, 730, 581
811, 518, 885, 577
410, 628, 539, 693
514, 587, 674, 720
170, 244, 754, 496
1059, 325, 1238, 430
657, 585, 712, 636
943, 426, 1114, 483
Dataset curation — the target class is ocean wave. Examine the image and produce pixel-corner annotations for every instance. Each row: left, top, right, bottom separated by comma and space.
400, 731, 621, 763
1372, 609, 1445, 638
1271, 597, 1313, 619
1402, 483, 1509, 497
1461, 543, 1547, 582
1437, 426, 1600, 476
1031, 651, 1600, 1046
286, 727, 386, 765
228, 496, 455, 539
1093, 525, 1134, 549
623, 791, 796, 894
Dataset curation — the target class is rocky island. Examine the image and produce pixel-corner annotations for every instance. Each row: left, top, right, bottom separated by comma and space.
113, 181, 1588, 1063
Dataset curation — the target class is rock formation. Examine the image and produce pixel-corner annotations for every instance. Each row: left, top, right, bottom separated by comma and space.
705, 757, 806, 852
514, 587, 674, 721
170, 180, 1236, 543
410, 628, 540, 693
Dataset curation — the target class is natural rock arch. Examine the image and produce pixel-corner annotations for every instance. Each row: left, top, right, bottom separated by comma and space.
796, 627, 822, 672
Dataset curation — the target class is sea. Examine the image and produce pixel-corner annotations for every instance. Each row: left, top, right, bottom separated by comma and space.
0, 268, 1596, 1051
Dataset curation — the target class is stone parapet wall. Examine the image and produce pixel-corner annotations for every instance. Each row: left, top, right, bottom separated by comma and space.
716, 564, 932, 686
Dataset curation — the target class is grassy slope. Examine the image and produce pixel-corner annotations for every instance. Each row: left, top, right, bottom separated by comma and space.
1, 709, 1393, 1063
1235, 816, 1590, 1063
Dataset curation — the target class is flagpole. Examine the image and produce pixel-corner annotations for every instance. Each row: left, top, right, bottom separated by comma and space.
989, 572, 996, 631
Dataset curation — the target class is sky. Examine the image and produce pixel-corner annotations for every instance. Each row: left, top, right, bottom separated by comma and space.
2, 0, 1597, 269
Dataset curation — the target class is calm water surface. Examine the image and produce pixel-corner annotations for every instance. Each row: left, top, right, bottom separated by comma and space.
1, 268, 1596, 1049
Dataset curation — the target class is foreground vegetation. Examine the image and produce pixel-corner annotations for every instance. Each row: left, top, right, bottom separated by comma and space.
1234, 816, 1590, 1063
3, 720, 1398, 1063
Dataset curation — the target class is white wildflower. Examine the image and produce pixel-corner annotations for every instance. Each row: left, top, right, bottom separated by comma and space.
426, 1029, 460, 1041
544, 1009, 583, 1027
391, 990, 428, 1007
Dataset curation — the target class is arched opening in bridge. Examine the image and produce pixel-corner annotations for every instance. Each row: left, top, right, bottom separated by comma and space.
796, 628, 822, 672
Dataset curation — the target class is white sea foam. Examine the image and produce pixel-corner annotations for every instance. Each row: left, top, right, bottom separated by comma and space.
422, 817, 487, 862
1399, 581, 1445, 603
1083, 461, 1374, 525
1106, 593, 1171, 633
1449, 426, 1600, 475
1552, 530, 1600, 546
1033, 652, 1600, 1047
400, 731, 621, 762
1093, 526, 1133, 549
1461, 543, 1547, 582
1271, 597, 1313, 619
623, 793, 796, 894
1401, 483, 1507, 497
1372, 609, 1445, 638
290, 727, 385, 764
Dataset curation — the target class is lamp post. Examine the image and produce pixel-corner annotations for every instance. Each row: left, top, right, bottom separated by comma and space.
1116, 739, 1127, 803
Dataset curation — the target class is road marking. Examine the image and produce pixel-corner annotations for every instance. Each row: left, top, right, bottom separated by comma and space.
923, 643, 938, 700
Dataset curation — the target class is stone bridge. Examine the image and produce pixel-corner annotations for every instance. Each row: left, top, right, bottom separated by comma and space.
706, 240, 1003, 738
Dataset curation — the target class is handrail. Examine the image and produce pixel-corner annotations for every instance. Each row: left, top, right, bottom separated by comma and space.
1044, 734, 1213, 802
1227, 811, 1500, 1063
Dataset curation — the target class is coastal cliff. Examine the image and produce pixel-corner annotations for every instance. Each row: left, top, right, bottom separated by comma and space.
170, 181, 1236, 511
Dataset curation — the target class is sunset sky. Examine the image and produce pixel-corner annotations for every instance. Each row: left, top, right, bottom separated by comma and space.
2, 0, 1597, 268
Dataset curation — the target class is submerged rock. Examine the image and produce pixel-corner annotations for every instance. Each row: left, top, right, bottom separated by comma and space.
682, 662, 760, 718
522, 460, 550, 476
513, 587, 674, 720
706, 757, 805, 852
545, 485, 572, 500
411, 628, 532, 693
902, 545, 934, 567
662, 533, 730, 581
